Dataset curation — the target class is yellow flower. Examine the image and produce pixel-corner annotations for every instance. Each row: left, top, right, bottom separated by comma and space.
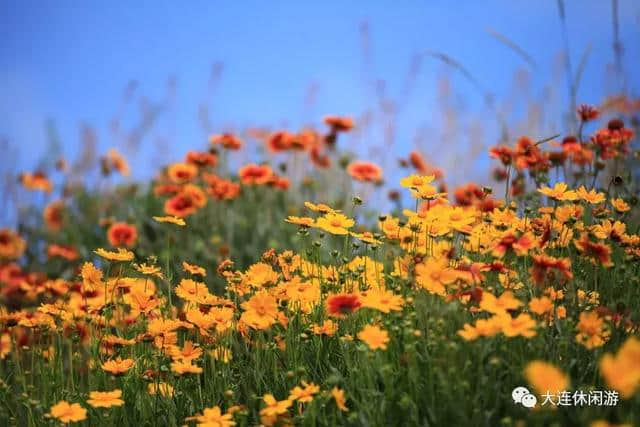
94, 247, 134, 262
285, 216, 315, 227
133, 262, 164, 279
152, 215, 186, 226
600, 336, 640, 398
357, 324, 390, 350
315, 212, 355, 235
524, 361, 570, 395
529, 296, 553, 316
359, 288, 404, 313
479, 291, 522, 315
304, 201, 339, 214
500, 313, 537, 338
288, 381, 319, 403
311, 320, 338, 336
240, 292, 279, 330
87, 389, 125, 408
175, 279, 212, 304
576, 186, 605, 204
192, 406, 236, 427
244, 262, 279, 287
576, 311, 610, 349
331, 387, 348, 411
260, 394, 292, 417
183, 261, 207, 276
611, 198, 630, 213
171, 360, 203, 375
81, 262, 103, 290
49, 401, 87, 423
538, 182, 577, 201
102, 357, 135, 375
400, 174, 435, 189
350, 231, 382, 246
415, 257, 458, 296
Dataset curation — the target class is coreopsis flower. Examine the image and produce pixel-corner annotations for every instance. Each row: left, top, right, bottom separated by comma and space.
288, 381, 319, 403
573, 233, 613, 267
176, 279, 211, 304
576, 186, 605, 204
102, 357, 135, 375
167, 162, 198, 184
326, 293, 361, 318
260, 394, 292, 417
238, 163, 273, 185
190, 406, 236, 427
611, 198, 630, 213
315, 212, 355, 235
47, 244, 79, 261
284, 216, 314, 227
414, 257, 458, 296
577, 104, 600, 122
49, 401, 87, 423
147, 382, 174, 397
347, 161, 383, 183
538, 182, 577, 201
576, 311, 610, 349
107, 222, 138, 247
350, 231, 382, 246
400, 174, 436, 190
240, 291, 279, 330
133, 263, 164, 279
528, 296, 554, 316
311, 319, 338, 336
357, 324, 390, 350
20, 171, 53, 192
152, 215, 186, 226
209, 133, 243, 150
87, 389, 125, 408
304, 201, 340, 214
106, 148, 131, 176
171, 360, 203, 375
479, 291, 522, 315
183, 261, 206, 277
0, 229, 27, 260
524, 361, 570, 396
244, 262, 279, 287
168, 341, 203, 363
500, 313, 537, 338
359, 288, 404, 313
492, 231, 537, 258
529, 254, 573, 286
186, 150, 217, 168
600, 336, 640, 398
591, 220, 626, 241
331, 387, 348, 411
94, 248, 134, 262
81, 262, 103, 290
43, 200, 65, 231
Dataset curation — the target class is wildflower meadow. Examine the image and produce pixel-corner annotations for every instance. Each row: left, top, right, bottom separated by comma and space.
2, 2, 640, 427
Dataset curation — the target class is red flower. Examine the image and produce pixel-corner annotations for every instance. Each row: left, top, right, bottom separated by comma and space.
238, 164, 273, 185
577, 104, 600, 122
323, 116, 354, 132
107, 222, 138, 247
326, 293, 361, 317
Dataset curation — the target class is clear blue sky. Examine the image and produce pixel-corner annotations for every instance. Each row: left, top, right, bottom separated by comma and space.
1, 1, 639, 181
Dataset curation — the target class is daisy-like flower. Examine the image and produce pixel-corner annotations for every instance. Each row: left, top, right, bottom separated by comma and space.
537, 182, 577, 201
575, 186, 605, 204
152, 215, 186, 226
326, 293, 361, 318
260, 394, 292, 417
167, 162, 198, 184
400, 174, 436, 189
524, 361, 570, 396
311, 319, 338, 336
240, 292, 279, 330
288, 381, 320, 403
183, 261, 207, 276
94, 248, 134, 262
611, 198, 630, 213
600, 336, 640, 398
102, 357, 135, 375
284, 216, 315, 227
190, 405, 236, 427
357, 324, 390, 350
49, 401, 87, 423
347, 161, 383, 183
350, 231, 382, 246
171, 360, 203, 375
133, 263, 164, 279
304, 202, 339, 214
107, 222, 138, 247
87, 389, 125, 408
315, 212, 355, 235
331, 387, 348, 411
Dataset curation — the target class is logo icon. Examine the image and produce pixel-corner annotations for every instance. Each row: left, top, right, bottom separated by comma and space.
512, 387, 537, 408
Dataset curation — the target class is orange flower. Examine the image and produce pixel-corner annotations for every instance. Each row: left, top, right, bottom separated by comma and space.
102, 357, 134, 375
331, 387, 348, 411
574, 233, 613, 267
186, 150, 217, 167
323, 115, 354, 132
43, 200, 65, 231
238, 164, 273, 185
315, 212, 355, 235
210, 133, 244, 150
47, 244, 79, 261
167, 162, 198, 184
0, 229, 27, 260
538, 182, 577, 201
357, 324, 390, 350
164, 193, 198, 218
266, 131, 294, 152
288, 381, 320, 403
347, 161, 383, 183
20, 171, 53, 192
106, 148, 130, 176
107, 222, 138, 247
529, 254, 573, 285
183, 261, 206, 276
49, 401, 87, 423
171, 360, 203, 375
87, 389, 125, 408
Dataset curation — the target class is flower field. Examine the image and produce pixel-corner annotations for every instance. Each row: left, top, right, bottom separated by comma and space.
1, 107, 640, 427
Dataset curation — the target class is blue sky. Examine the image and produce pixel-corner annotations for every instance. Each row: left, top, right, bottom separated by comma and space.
1, 1, 639, 181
